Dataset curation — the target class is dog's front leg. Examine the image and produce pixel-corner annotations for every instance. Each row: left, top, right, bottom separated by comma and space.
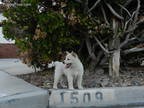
67, 75, 74, 89
77, 75, 83, 89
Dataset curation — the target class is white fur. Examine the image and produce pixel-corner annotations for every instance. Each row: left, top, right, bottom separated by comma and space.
48, 52, 84, 89
64, 52, 84, 89
48, 61, 65, 89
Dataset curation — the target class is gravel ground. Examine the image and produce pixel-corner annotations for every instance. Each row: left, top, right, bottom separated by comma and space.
17, 67, 144, 89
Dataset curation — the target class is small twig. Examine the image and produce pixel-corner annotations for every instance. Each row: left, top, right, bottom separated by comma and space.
133, 0, 141, 23
88, 0, 101, 12
106, 3, 124, 20
124, 0, 134, 6
118, 4, 131, 17
94, 36, 110, 53
123, 18, 132, 32
101, 5, 110, 25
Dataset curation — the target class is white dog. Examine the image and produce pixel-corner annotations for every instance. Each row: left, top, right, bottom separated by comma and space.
48, 51, 84, 89
64, 51, 84, 89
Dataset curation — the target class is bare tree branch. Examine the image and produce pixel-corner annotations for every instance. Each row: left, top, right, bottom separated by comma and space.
120, 34, 130, 48
123, 18, 132, 31
94, 36, 109, 53
118, 4, 131, 17
124, 0, 141, 34
124, 47, 144, 54
99, 56, 107, 65
124, 0, 134, 6
83, 0, 89, 14
85, 37, 97, 60
125, 25, 138, 33
133, 0, 140, 23
106, 3, 124, 20
85, 38, 91, 54
95, 50, 103, 65
101, 5, 110, 25
88, 0, 101, 12
137, 18, 144, 25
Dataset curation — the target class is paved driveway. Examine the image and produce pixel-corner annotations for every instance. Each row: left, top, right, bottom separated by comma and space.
0, 59, 38, 75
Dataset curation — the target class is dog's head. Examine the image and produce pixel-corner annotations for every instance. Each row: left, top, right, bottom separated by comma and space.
64, 51, 78, 68
48, 61, 55, 68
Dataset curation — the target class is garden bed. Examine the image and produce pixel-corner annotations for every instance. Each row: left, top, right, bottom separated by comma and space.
17, 67, 144, 89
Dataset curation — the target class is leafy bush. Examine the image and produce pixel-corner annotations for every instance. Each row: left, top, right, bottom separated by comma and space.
3, 1, 81, 68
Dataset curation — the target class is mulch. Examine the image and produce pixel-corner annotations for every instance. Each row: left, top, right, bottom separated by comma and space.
17, 67, 144, 89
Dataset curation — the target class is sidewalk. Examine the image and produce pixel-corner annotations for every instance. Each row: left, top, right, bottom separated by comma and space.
0, 59, 49, 108
0, 70, 49, 108
0, 59, 38, 75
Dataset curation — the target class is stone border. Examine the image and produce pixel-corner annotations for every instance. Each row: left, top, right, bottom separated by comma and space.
48, 86, 144, 107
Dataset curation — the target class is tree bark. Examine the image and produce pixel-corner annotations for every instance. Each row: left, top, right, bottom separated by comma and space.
109, 38, 120, 78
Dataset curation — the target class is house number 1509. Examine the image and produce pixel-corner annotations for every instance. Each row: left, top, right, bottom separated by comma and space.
60, 91, 103, 104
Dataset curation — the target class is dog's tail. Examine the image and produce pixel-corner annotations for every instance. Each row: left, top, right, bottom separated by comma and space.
48, 61, 55, 68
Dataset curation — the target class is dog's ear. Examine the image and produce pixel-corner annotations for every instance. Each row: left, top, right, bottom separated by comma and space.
71, 51, 78, 58
66, 51, 69, 54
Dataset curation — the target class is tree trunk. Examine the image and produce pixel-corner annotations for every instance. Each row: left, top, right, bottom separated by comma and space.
109, 38, 120, 78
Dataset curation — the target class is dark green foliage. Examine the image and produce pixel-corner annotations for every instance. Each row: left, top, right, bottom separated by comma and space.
2, 0, 81, 68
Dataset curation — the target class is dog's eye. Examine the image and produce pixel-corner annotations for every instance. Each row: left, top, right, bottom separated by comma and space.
67, 58, 70, 60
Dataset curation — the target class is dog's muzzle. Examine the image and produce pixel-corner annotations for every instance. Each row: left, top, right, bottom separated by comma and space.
65, 63, 72, 68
